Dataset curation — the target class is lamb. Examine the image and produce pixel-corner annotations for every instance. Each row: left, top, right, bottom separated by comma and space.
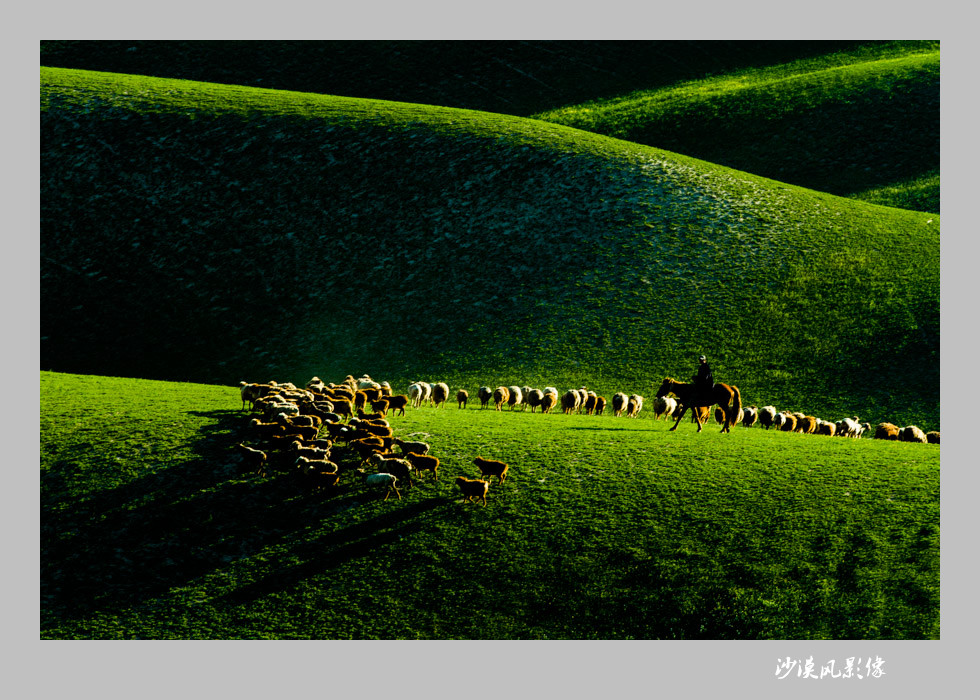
357, 469, 400, 500
926, 431, 940, 444
478, 386, 493, 409
899, 425, 928, 443
405, 452, 440, 480
393, 438, 431, 457
874, 422, 900, 440
757, 406, 777, 429
473, 457, 508, 485
457, 389, 469, 409
627, 395, 644, 418
455, 476, 489, 506
432, 382, 450, 409
235, 443, 268, 476
493, 386, 510, 411
368, 454, 414, 489
611, 392, 629, 417
507, 386, 524, 411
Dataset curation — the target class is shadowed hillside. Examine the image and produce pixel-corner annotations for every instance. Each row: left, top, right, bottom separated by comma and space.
40, 67, 939, 428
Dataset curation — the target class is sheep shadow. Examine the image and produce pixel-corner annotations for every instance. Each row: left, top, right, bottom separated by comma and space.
219, 496, 448, 605
41, 407, 438, 623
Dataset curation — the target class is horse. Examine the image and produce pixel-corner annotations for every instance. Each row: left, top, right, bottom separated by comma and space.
654, 377, 742, 433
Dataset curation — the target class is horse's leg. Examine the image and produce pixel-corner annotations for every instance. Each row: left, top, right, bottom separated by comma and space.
693, 405, 704, 432
670, 406, 687, 431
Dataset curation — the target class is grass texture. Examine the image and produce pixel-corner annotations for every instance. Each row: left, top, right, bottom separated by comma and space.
40, 372, 939, 639
40, 67, 939, 430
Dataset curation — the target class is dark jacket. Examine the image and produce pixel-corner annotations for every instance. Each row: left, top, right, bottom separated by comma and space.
695, 362, 713, 390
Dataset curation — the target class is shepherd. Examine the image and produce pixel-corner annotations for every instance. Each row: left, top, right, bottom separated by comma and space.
655, 362, 741, 433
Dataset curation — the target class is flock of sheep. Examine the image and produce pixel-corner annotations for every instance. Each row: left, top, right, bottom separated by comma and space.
234, 373, 938, 505
236, 374, 509, 505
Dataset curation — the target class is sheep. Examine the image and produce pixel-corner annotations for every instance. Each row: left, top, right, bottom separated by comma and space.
525, 389, 544, 412
276, 412, 322, 430
815, 419, 837, 437
295, 455, 339, 474
455, 476, 489, 506
349, 437, 387, 464
757, 406, 777, 429
741, 406, 758, 428
432, 382, 450, 409
874, 422, 900, 440
357, 375, 381, 391
539, 392, 558, 414
368, 454, 414, 489
652, 396, 676, 421
473, 457, 508, 485
306, 376, 327, 392
235, 443, 268, 476
926, 431, 940, 444
836, 417, 862, 438
611, 392, 629, 417
690, 405, 711, 425
357, 469, 400, 500
478, 386, 493, 409
289, 440, 331, 461
239, 382, 268, 411
594, 396, 607, 416
713, 406, 726, 425
795, 415, 818, 434
457, 389, 469, 409
383, 394, 409, 417
561, 390, 581, 415
780, 413, 798, 432
507, 386, 524, 411
249, 418, 287, 440
369, 398, 390, 417
408, 382, 426, 408
627, 395, 644, 418
584, 393, 598, 415
493, 386, 510, 411
899, 425, 928, 443
405, 452, 440, 480
393, 438, 431, 457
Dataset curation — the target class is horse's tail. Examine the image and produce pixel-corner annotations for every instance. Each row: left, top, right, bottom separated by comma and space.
730, 385, 742, 426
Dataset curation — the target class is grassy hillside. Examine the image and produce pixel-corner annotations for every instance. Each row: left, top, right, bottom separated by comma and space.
533, 43, 940, 212
40, 67, 940, 429
41, 372, 940, 640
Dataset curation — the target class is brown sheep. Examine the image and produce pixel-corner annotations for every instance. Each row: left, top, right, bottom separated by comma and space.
457, 390, 469, 409
235, 443, 268, 476
349, 437, 387, 464
796, 416, 818, 434
816, 420, 837, 437
594, 396, 607, 416
369, 399, 390, 416
874, 422, 900, 440
405, 452, 440, 480
382, 394, 409, 417
493, 386, 510, 411
540, 392, 557, 414
473, 457, 508, 485
561, 390, 580, 415
432, 383, 451, 409
778, 413, 798, 432
926, 431, 940, 444
249, 418, 287, 440
393, 438, 431, 456
455, 476, 489, 506
899, 425, 928, 443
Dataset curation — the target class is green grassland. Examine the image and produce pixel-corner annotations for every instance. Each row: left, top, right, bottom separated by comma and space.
40, 66, 939, 430
40, 372, 939, 639
533, 42, 939, 211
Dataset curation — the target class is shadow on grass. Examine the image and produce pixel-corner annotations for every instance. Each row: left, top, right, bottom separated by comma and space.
40, 408, 444, 624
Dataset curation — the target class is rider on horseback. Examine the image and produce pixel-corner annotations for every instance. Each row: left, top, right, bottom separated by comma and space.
692, 354, 714, 404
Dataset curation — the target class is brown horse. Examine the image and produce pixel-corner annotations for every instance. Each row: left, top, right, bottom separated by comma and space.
654, 377, 742, 433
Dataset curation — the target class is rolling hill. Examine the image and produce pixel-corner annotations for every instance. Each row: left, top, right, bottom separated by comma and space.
41, 65, 939, 429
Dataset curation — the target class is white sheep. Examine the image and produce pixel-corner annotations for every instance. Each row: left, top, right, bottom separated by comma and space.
507, 386, 524, 410
357, 469, 400, 500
